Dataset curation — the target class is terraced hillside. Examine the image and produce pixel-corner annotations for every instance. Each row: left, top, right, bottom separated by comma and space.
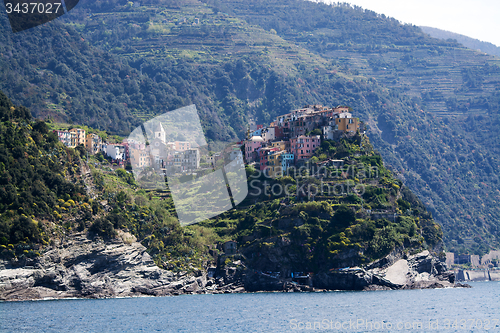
221, 0, 500, 118
199, 0, 500, 254
1, 0, 499, 254
421, 26, 500, 58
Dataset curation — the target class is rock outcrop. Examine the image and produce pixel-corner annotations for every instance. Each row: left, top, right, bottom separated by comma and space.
314, 250, 468, 291
0, 233, 215, 301
0, 235, 470, 301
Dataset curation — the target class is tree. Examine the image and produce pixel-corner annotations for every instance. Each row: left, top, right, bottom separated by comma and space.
332, 204, 355, 229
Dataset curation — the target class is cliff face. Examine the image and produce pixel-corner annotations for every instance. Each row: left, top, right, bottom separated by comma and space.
314, 250, 459, 291
0, 235, 468, 301
242, 250, 464, 292
0, 233, 211, 301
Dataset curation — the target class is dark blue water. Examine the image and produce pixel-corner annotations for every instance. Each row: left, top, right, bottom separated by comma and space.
1, 282, 499, 332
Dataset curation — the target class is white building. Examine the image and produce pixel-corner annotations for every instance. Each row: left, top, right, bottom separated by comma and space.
103, 144, 126, 161
262, 127, 275, 142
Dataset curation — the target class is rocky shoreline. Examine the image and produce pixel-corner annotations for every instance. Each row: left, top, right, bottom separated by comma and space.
0, 234, 469, 302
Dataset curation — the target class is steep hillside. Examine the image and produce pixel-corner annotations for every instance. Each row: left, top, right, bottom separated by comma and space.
69, 0, 500, 253
421, 26, 500, 58
210, 0, 500, 254
201, 134, 443, 275
0, 13, 219, 134
0, 92, 89, 258
1, 0, 499, 253
0, 93, 443, 281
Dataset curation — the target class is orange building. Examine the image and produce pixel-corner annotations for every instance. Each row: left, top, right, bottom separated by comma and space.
69, 128, 86, 146
85, 133, 102, 154
130, 146, 150, 168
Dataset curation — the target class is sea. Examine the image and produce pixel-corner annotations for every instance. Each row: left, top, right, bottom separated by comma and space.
0, 282, 499, 332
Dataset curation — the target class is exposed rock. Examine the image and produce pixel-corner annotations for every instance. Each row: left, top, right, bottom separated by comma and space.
243, 271, 286, 292
0, 236, 471, 301
312, 250, 468, 291
0, 234, 207, 301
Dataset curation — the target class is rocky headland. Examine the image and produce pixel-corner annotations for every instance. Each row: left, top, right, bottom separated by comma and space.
314, 250, 466, 291
0, 233, 469, 301
0, 233, 215, 301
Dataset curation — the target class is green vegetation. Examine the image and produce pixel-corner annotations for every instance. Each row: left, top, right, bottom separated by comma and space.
0, 94, 440, 273
421, 26, 500, 58
0, 0, 498, 253
0, 92, 88, 258
192, 135, 441, 272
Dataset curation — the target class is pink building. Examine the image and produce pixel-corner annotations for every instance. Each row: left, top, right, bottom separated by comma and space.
290, 135, 321, 162
55, 130, 73, 147
244, 136, 264, 162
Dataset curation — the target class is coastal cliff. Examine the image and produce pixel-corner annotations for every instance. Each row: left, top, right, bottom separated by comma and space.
244, 249, 467, 292
314, 250, 460, 291
0, 233, 213, 301
0, 94, 473, 301
0, 235, 467, 301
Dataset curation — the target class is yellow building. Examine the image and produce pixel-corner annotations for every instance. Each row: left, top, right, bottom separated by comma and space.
334, 117, 360, 132
69, 128, 86, 146
130, 147, 150, 168
266, 150, 284, 178
270, 140, 288, 151
85, 133, 102, 154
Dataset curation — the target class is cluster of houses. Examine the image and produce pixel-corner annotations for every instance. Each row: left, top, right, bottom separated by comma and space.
54, 128, 127, 160
55, 104, 360, 176
54, 126, 204, 173
126, 122, 204, 173
244, 105, 360, 177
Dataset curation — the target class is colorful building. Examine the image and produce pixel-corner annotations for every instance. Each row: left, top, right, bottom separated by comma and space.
172, 141, 191, 151
130, 146, 150, 168
266, 150, 284, 178
85, 133, 102, 154
290, 135, 321, 162
244, 136, 264, 162
334, 117, 359, 132
69, 128, 86, 146
55, 130, 73, 148
281, 153, 294, 173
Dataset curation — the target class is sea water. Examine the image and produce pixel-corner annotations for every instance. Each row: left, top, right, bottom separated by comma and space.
0, 282, 499, 332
